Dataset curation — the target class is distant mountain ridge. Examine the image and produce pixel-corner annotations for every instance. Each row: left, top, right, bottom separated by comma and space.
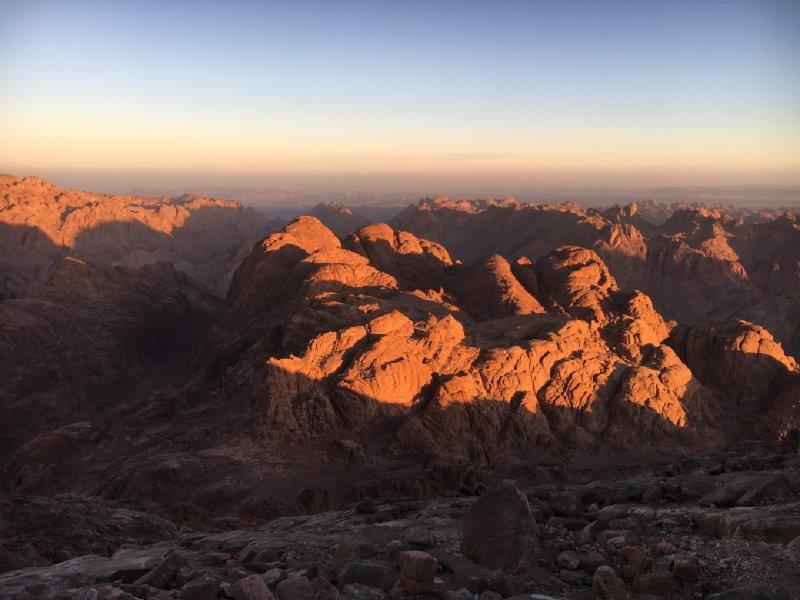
0, 175, 281, 297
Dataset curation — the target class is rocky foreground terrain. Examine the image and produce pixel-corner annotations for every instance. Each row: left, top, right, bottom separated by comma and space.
2, 179, 800, 598
1, 438, 798, 599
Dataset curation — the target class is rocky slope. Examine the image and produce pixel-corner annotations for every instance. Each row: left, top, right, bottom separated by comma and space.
1, 438, 798, 599
0, 175, 280, 297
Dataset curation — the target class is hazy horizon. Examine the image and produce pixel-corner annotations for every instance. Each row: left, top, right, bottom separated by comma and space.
3, 0, 799, 190
4, 167, 799, 212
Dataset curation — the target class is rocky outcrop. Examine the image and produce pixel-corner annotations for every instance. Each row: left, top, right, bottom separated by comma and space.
343, 223, 453, 290
0, 175, 279, 296
450, 254, 545, 319
606, 291, 674, 362
535, 246, 618, 322
668, 320, 800, 406
214, 219, 724, 467
389, 198, 800, 350
0, 216, 745, 530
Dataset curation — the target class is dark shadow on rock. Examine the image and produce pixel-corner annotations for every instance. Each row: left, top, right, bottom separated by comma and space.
0, 350, 716, 537
0, 222, 67, 299
1, 203, 278, 299
0, 257, 218, 465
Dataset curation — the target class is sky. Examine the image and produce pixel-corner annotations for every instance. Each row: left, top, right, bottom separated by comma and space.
1, 0, 799, 193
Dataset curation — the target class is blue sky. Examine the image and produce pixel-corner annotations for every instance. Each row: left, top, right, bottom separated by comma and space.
1, 0, 799, 190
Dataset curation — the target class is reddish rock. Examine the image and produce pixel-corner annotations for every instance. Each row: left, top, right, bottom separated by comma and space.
398, 550, 437, 593
671, 555, 700, 584
579, 551, 608, 573
181, 580, 219, 600
634, 571, 675, 597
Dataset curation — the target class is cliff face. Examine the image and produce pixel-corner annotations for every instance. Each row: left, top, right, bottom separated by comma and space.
0, 175, 279, 297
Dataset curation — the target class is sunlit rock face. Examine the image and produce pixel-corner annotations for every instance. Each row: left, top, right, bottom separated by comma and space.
214, 217, 728, 463
389, 197, 799, 327
0, 175, 280, 297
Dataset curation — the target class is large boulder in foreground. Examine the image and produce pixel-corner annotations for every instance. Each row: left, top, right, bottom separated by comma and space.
460, 480, 539, 571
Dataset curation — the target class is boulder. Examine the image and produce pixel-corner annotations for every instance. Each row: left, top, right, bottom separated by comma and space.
275, 575, 314, 600
556, 551, 580, 570
398, 550, 437, 593
180, 580, 219, 600
592, 565, 630, 600
549, 492, 583, 518
460, 480, 539, 571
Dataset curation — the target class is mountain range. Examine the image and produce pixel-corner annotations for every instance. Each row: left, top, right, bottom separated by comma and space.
1, 175, 799, 598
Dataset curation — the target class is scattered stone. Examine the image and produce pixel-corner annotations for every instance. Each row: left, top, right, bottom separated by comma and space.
706, 584, 792, 600
338, 584, 384, 600
736, 476, 790, 506
700, 486, 742, 507
260, 568, 283, 587
442, 589, 472, 600
634, 571, 674, 597
559, 568, 587, 586
310, 575, 339, 600
403, 527, 435, 548
579, 551, 608, 573
135, 551, 190, 588
593, 565, 629, 600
